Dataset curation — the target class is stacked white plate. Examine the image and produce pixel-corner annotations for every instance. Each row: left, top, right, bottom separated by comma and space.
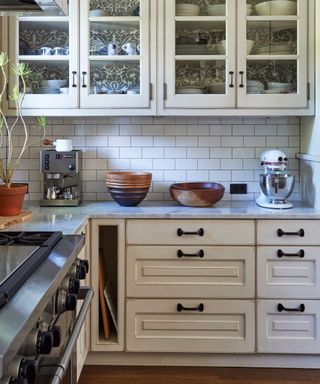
215, 40, 226, 54
247, 80, 265, 94
39, 87, 60, 94
208, 82, 225, 94
267, 82, 292, 93
207, 4, 225, 16
255, 0, 297, 16
176, 87, 205, 94
246, 4, 253, 15
176, 4, 200, 16
176, 44, 210, 55
255, 44, 294, 55
40, 79, 67, 94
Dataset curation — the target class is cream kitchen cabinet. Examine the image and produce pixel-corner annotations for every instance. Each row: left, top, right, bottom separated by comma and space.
2, 0, 156, 115
256, 220, 320, 354
158, 0, 314, 116
125, 219, 255, 353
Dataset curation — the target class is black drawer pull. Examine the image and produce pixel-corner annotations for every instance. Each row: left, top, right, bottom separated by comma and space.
277, 228, 305, 237
277, 249, 305, 258
72, 71, 77, 87
229, 71, 234, 88
177, 303, 204, 313
177, 228, 204, 237
177, 249, 204, 258
277, 303, 305, 313
82, 71, 87, 88
239, 71, 244, 88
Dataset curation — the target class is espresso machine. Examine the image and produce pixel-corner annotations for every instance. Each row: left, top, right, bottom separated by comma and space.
256, 149, 295, 209
40, 150, 81, 206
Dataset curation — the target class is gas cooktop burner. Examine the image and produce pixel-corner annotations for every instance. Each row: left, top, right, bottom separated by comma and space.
0, 231, 63, 309
0, 231, 62, 246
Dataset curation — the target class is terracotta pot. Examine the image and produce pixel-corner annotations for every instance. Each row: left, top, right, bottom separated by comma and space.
0, 184, 27, 216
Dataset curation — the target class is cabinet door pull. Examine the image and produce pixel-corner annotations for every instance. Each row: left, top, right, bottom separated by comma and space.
239, 71, 244, 88
72, 71, 77, 87
229, 71, 234, 88
177, 228, 204, 237
277, 228, 305, 237
82, 71, 87, 88
177, 303, 204, 312
277, 303, 305, 313
277, 249, 305, 258
177, 249, 204, 258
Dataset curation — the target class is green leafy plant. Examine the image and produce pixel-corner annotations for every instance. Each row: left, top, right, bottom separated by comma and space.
0, 52, 46, 187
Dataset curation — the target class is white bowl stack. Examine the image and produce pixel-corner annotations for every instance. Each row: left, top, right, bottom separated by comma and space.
246, 39, 255, 55
40, 79, 67, 94
247, 80, 265, 94
246, 4, 253, 15
176, 3, 200, 16
215, 40, 226, 55
255, 0, 297, 16
267, 82, 292, 93
206, 4, 225, 16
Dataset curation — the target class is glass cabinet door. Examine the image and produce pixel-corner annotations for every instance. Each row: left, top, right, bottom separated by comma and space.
80, 0, 150, 109
237, 0, 307, 109
9, 1, 78, 109
164, 0, 236, 109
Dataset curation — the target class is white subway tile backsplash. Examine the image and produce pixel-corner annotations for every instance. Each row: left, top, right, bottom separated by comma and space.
14, 116, 299, 202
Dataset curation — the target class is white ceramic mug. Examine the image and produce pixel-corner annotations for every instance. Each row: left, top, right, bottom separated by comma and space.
107, 43, 120, 56
40, 46, 53, 55
53, 47, 64, 55
53, 139, 73, 152
122, 42, 137, 55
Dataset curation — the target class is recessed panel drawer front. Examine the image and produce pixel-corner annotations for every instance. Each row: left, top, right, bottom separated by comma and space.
257, 247, 320, 299
257, 300, 320, 354
257, 220, 320, 245
127, 246, 255, 298
126, 299, 255, 353
126, 220, 255, 245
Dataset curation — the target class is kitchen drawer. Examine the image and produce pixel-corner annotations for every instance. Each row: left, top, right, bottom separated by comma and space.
126, 220, 254, 245
127, 246, 255, 298
126, 299, 255, 353
257, 220, 320, 245
257, 300, 320, 354
257, 247, 320, 299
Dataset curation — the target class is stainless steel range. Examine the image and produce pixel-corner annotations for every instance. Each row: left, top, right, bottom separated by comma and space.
0, 231, 93, 384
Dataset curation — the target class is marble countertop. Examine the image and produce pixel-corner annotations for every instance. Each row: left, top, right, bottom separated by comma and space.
5, 201, 320, 235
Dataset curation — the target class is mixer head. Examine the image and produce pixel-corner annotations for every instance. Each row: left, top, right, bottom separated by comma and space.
260, 149, 288, 172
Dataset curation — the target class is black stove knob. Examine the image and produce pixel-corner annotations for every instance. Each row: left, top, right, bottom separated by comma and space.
65, 293, 77, 311
37, 331, 53, 355
79, 260, 89, 274
50, 326, 61, 348
18, 359, 37, 384
76, 264, 86, 280
69, 277, 80, 294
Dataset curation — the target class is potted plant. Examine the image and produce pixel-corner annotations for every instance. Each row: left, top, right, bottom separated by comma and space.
0, 52, 46, 216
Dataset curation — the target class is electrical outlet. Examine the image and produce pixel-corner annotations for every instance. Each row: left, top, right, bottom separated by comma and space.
230, 183, 247, 194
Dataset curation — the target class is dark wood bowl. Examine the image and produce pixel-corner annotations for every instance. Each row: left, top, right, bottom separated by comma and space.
169, 182, 225, 207
109, 191, 148, 206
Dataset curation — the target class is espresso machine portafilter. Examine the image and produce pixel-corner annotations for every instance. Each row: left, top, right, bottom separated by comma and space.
40, 150, 81, 207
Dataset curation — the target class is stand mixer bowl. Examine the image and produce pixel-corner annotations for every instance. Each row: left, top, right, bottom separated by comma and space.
260, 174, 295, 203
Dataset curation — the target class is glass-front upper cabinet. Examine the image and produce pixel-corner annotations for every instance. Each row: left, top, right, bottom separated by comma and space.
164, 0, 236, 109
80, 0, 150, 109
237, 0, 308, 108
8, 2, 78, 109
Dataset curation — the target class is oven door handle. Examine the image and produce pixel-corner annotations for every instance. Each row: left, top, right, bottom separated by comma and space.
50, 286, 94, 384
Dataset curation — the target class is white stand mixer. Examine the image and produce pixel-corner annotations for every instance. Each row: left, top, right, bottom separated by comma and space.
256, 149, 295, 209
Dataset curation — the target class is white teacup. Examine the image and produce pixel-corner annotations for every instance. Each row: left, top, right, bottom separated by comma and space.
53, 47, 64, 55
107, 43, 120, 56
53, 139, 73, 152
40, 46, 53, 55
122, 42, 137, 55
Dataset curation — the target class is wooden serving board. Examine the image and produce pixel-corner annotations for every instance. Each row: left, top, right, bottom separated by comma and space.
0, 211, 33, 230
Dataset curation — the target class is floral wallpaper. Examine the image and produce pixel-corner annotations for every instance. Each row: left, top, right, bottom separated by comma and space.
90, 0, 139, 16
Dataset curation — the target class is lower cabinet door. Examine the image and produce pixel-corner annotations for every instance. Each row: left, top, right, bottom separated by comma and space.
257, 300, 320, 354
126, 299, 255, 353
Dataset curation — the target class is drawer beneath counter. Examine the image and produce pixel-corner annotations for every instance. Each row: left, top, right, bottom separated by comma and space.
126, 299, 255, 353
126, 220, 255, 245
257, 300, 320, 354
257, 220, 320, 246
127, 246, 255, 298
257, 247, 320, 299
